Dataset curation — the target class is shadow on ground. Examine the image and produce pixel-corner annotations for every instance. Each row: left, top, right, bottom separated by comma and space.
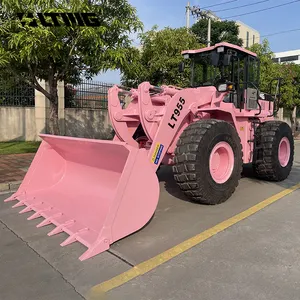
158, 163, 300, 202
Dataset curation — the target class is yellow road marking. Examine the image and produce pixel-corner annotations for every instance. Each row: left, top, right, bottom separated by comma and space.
89, 183, 300, 296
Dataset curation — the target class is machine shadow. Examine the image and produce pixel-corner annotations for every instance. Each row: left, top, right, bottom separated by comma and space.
158, 163, 300, 202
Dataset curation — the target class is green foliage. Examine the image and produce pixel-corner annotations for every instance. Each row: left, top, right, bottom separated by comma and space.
191, 19, 243, 46
0, 0, 142, 85
0, 0, 142, 134
248, 39, 277, 93
121, 26, 203, 87
276, 63, 300, 110
249, 39, 300, 111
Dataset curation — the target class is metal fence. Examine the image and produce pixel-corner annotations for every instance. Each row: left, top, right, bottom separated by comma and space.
65, 80, 114, 109
0, 78, 35, 107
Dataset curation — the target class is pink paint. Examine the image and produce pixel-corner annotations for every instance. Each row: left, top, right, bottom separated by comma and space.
278, 137, 290, 167
209, 142, 234, 184
4, 81, 276, 260
4, 82, 276, 260
182, 42, 257, 57
5, 43, 288, 261
5, 134, 159, 261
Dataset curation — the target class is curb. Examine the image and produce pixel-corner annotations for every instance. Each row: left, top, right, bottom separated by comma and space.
0, 181, 21, 193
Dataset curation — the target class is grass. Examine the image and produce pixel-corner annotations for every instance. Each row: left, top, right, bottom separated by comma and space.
0, 141, 41, 155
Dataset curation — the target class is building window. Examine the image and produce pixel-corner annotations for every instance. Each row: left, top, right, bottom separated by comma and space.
253, 35, 255, 45
246, 31, 249, 47
272, 58, 279, 63
280, 55, 299, 62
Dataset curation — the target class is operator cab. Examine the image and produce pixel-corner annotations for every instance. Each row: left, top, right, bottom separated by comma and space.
180, 42, 261, 110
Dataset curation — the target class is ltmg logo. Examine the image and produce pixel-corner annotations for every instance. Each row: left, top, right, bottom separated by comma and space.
17, 12, 101, 27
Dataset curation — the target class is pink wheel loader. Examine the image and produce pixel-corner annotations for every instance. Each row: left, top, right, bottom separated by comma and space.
4, 42, 294, 260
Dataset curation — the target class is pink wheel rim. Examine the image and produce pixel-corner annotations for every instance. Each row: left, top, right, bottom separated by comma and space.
209, 142, 234, 184
278, 137, 290, 167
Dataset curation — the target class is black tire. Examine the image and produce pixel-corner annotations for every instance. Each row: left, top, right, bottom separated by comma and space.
253, 121, 294, 181
172, 119, 243, 205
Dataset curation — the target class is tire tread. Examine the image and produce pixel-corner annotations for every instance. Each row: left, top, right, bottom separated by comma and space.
253, 120, 294, 181
172, 119, 243, 205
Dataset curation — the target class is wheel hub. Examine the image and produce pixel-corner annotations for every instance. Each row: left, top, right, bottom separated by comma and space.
209, 142, 234, 184
278, 137, 290, 167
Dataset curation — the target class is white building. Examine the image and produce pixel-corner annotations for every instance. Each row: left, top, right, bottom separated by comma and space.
235, 20, 260, 48
273, 49, 300, 64
194, 12, 260, 48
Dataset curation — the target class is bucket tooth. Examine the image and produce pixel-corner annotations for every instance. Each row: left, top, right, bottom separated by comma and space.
60, 236, 77, 247
79, 249, 94, 261
36, 218, 53, 228
36, 213, 63, 228
60, 228, 89, 247
12, 201, 26, 208
19, 205, 34, 214
79, 240, 110, 261
5, 191, 27, 203
48, 220, 75, 236
26, 204, 51, 221
4, 193, 22, 202
27, 211, 42, 221
19, 202, 45, 214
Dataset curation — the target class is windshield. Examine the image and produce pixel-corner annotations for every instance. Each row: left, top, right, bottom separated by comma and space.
190, 52, 233, 88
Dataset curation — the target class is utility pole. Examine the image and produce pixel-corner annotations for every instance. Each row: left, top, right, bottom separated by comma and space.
186, 2, 190, 30
188, 5, 219, 47
207, 17, 211, 47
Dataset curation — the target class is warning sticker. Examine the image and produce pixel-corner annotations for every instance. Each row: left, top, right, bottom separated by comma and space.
151, 143, 164, 165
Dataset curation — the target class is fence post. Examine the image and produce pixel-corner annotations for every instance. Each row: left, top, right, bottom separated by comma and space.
57, 80, 65, 135
278, 107, 284, 121
34, 80, 50, 141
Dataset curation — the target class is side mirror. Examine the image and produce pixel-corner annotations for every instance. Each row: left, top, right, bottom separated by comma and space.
223, 54, 232, 66
178, 62, 185, 73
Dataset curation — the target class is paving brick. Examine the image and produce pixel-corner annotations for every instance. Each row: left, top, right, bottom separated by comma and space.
0, 183, 9, 192
0, 153, 33, 185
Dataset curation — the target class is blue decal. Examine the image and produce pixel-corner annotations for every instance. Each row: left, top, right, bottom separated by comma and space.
154, 144, 164, 165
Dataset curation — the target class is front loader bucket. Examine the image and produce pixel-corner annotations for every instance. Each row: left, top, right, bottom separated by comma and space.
4, 134, 160, 261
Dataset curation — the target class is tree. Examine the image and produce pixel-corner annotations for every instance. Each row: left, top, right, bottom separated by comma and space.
0, 0, 142, 134
121, 26, 203, 87
191, 19, 243, 46
277, 63, 300, 133
248, 39, 278, 93
249, 39, 300, 133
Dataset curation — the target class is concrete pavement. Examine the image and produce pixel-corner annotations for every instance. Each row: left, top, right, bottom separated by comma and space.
106, 188, 300, 300
0, 142, 299, 299
0, 222, 85, 300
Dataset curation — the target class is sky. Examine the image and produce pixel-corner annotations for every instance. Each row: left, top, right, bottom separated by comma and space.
94, 0, 300, 84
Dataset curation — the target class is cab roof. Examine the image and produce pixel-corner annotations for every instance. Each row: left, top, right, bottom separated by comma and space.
181, 42, 257, 58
